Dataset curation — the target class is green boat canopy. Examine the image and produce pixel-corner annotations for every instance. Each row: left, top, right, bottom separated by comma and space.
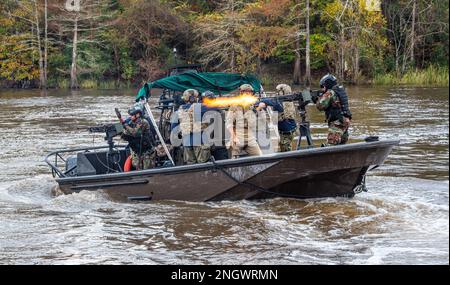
136, 72, 262, 101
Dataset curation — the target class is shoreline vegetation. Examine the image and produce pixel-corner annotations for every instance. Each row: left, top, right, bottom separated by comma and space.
1, 64, 447, 90
0, 0, 448, 90
372, 65, 449, 87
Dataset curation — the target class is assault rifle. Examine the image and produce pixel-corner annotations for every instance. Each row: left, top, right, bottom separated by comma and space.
88, 123, 123, 140
259, 89, 322, 149
114, 108, 125, 124
260, 90, 321, 107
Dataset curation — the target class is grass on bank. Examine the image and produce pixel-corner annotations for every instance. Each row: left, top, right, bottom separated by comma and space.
53, 79, 133, 89
373, 65, 449, 86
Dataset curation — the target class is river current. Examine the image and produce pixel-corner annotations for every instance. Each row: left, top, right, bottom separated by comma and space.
0, 87, 448, 264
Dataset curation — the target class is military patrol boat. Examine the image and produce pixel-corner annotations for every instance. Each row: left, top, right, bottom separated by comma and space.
45, 72, 399, 202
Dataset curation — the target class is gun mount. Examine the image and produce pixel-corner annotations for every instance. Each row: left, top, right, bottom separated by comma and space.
261, 90, 322, 149
88, 123, 124, 173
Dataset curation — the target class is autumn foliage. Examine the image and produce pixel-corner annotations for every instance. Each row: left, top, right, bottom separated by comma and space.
0, 0, 448, 88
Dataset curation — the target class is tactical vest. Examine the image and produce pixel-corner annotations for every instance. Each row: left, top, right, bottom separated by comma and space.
228, 106, 257, 130
122, 119, 154, 154
190, 103, 209, 134
280, 101, 296, 121
323, 90, 343, 123
142, 115, 157, 145
178, 106, 192, 136
331, 85, 352, 119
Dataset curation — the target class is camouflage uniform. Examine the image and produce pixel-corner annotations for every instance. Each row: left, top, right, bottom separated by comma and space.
279, 131, 295, 152
183, 145, 211, 165
122, 117, 156, 170
130, 150, 155, 170
277, 103, 297, 152
178, 89, 211, 164
276, 84, 292, 96
225, 84, 262, 158
226, 105, 262, 158
261, 84, 297, 152
277, 85, 296, 152
316, 90, 350, 146
154, 144, 174, 167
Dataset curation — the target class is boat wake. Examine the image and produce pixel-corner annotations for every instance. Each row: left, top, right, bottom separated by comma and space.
0, 175, 114, 211
0, 175, 55, 205
0, 175, 447, 264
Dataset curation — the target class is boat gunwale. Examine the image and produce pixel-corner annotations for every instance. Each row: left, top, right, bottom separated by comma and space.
52, 139, 400, 184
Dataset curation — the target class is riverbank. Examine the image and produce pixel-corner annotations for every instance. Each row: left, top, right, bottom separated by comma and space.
372, 65, 449, 87
1, 65, 448, 90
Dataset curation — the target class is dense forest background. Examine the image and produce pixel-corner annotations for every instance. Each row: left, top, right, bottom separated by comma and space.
0, 0, 448, 89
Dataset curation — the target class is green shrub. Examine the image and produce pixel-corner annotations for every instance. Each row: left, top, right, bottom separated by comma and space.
373, 65, 449, 86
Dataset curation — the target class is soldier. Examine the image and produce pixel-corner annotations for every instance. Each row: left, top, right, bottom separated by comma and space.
154, 144, 174, 167
202, 90, 229, 160
276, 83, 292, 95
191, 90, 221, 163
256, 84, 297, 152
121, 105, 156, 170
314, 74, 352, 146
176, 88, 213, 165
226, 84, 262, 159
133, 102, 159, 145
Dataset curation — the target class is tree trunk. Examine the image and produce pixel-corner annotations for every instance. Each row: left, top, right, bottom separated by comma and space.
410, 0, 416, 66
351, 27, 360, 84
305, 0, 311, 88
394, 36, 400, 75
293, 37, 301, 85
230, 47, 235, 72
293, 0, 302, 85
70, 16, 79, 89
401, 52, 407, 74
230, 0, 235, 72
395, 50, 399, 75
114, 45, 120, 87
354, 43, 359, 84
31, 20, 34, 64
256, 57, 262, 75
43, 0, 48, 89
338, 29, 345, 80
33, 0, 45, 89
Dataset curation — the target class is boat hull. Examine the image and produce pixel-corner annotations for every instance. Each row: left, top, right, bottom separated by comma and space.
54, 140, 398, 202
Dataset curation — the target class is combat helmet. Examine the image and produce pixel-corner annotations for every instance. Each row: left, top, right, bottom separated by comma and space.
239, 84, 254, 93
128, 104, 143, 116
276, 84, 292, 96
319, 74, 338, 90
201, 90, 216, 99
182, 89, 199, 103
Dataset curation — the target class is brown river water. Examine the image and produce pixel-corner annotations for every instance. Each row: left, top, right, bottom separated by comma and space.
0, 86, 448, 264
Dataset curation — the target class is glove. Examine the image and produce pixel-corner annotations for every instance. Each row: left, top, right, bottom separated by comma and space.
311, 93, 320, 104
343, 111, 352, 120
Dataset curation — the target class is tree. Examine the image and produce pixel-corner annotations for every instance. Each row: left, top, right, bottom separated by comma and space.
53, 0, 115, 89
193, 0, 250, 72
32, 0, 45, 88
305, 0, 311, 88
119, 0, 186, 80
321, 0, 387, 83
44, 0, 48, 88
242, 0, 292, 74
0, 0, 44, 87
383, 0, 449, 74
292, 0, 304, 85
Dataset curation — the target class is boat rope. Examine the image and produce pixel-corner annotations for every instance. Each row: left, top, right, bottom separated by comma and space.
353, 164, 379, 194
352, 166, 371, 194
209, 157, 319, 199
